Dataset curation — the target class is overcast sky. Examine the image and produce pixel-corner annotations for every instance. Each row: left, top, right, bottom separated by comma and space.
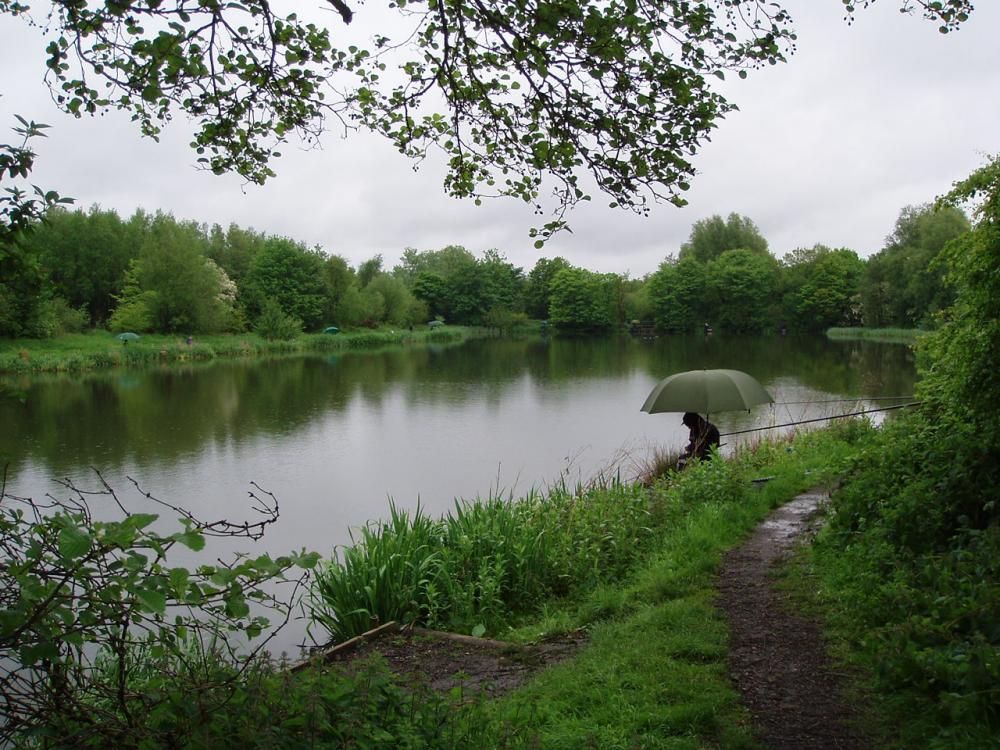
2, 1, 998, 276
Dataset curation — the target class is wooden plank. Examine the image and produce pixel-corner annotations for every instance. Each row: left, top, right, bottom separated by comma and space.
289, 620, 399, 672
407, 625, 511, 650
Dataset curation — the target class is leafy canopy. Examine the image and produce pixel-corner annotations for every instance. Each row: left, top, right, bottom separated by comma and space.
1, 1, 974, 240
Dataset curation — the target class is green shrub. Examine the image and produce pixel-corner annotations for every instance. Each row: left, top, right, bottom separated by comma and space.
254, 298, 302, 340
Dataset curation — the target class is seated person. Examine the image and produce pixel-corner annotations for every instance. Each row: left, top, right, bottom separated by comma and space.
678, 412, 721, 468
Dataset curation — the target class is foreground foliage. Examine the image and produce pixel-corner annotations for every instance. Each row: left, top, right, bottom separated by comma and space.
0, 474, 527, 749
0, 475, 319, 746
2, 2, 974, 241
808, 157, 1000, 748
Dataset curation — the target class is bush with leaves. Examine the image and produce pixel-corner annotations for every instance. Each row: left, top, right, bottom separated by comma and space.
0, 472, 319, 747
253, 297, 303, 340
814, 157, 1000, 745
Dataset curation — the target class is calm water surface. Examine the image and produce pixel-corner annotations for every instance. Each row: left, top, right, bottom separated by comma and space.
2, 335, 915, 646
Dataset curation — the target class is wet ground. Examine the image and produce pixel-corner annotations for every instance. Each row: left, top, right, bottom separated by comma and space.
717, 489, 871, 749
326, 627, 585, 696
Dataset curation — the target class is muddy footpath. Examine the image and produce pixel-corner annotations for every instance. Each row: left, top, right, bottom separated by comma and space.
717, 488, 872, 750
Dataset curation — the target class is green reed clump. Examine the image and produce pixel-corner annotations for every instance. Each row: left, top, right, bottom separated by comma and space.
309, 479, 664, 643
826, 326, 924, 343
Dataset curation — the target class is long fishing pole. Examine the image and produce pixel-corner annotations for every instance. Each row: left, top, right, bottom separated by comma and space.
772, 396, 914, 405
719, 401, 922, 438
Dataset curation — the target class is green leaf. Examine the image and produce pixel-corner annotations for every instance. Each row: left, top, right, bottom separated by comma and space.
174, 530, 205, 551
169, 567, 189, 594
125, 513, 158, 530
136, 588, 166, 614
58, 525, 92, 560
225, 594, 250, 619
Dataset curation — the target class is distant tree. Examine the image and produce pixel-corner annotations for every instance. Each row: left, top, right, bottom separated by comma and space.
241, 238, 328, 330
109, 214, 231, 333
679, 213, 769, 263
322, 254, 355, 322
393, 246, 478, 285
443, 255, 490, 324
0, 241, 51, 337
411, 271, 450, 320
21, 206, 141, 326
860, 204, 969, 327
356, 254, 384, 288
367, 274, 425, 326
483, 306, 530, 334
337, 285, 385, 327
646, 255, 708, 333
548, 267, 613, 331
623, 277, 653, 324
254, 297, 302, 340
705, 248, 778, 333
0, 116, 74, 337
780, 245, 864, 330
524, 256, 572, 319
207, 223, 268, 285
479, 250, 525, 313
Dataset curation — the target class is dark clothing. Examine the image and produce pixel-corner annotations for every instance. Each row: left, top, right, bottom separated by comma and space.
682, 413, 720, 461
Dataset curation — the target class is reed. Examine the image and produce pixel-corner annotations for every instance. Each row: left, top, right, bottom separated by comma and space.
825, 326, 924, 343
310, 478, 668, 643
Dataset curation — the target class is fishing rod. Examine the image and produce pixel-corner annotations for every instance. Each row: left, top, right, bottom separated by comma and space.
719, 401, 923, 438
772, 396, 914, 405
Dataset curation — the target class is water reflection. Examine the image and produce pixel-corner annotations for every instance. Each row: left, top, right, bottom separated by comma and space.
3, 335, 913, 550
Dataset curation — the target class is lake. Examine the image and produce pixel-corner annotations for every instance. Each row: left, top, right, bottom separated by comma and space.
1, 334, 915, 648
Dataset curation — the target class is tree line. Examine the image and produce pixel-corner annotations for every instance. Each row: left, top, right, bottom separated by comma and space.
0, 202, 969, 340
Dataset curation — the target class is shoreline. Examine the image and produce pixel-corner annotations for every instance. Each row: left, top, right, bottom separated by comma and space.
0, 327, 478, 375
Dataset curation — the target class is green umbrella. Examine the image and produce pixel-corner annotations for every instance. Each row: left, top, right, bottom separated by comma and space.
117, 332, 140, 343
640, 368, 773, 415
427, 320, 444, 328
323, 326, 341, 334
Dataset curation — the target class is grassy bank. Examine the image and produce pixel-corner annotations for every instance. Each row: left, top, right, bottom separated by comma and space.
0, 327, 471, 374
309, 424, 871, 748
825, 326, 924, 343
6, 424, 871, 749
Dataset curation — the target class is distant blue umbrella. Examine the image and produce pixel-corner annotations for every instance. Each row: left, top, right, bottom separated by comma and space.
323, 326, 341, 334
117, 332, 140, 343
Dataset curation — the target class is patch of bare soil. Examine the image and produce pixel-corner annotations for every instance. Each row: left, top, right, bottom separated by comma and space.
326, 628, 585, 696
717, 489, 871, 750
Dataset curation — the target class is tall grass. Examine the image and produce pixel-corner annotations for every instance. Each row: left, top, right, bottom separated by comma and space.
825, 326, 924, 343
309, 479, 658, 643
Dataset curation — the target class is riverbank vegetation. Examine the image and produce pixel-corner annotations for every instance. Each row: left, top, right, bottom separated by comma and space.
0, 412, 867, 748
0, 326, 470, 374
2, 192, 963, 346
791, 158, 1000, 748
825, 327, 923, 343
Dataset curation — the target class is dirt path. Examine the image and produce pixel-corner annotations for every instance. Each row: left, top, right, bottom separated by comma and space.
717, 488, 871, 750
